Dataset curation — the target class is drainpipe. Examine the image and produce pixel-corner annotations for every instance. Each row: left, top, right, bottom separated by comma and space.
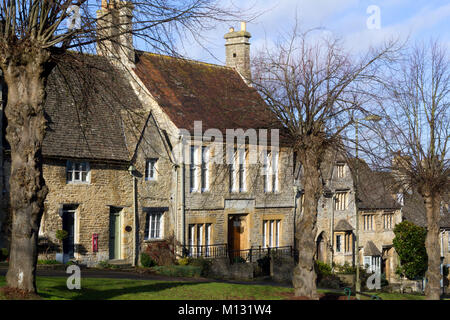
128, 165, 138, 267
179, 136, 186, 256
330, 194, 335, 269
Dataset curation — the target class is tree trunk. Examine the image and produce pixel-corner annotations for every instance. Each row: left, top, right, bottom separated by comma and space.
2, 50, 51, 293
423, 192, 441, 300
293, 143, 323, 299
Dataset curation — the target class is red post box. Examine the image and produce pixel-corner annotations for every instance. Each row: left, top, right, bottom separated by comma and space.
92, 233, 98, 252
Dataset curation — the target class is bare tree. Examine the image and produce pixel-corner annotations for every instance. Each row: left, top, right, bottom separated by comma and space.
365, 40, 449, 300
252, 26, 397, 298
0, 0, 243, 293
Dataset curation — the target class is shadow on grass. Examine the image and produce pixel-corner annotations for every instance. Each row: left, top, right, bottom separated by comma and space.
38, 281, 210, 300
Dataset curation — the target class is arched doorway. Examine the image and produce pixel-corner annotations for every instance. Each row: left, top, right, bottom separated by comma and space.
316, 232, 328, 263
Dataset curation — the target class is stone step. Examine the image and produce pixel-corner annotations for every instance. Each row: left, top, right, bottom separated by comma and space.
107, 259, 132, 268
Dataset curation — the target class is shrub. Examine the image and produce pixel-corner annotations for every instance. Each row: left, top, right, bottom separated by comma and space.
55, 230, 68, 242
140, 253, 156, 268
315, 261, 332, 277
0, 248, 8, 262
144, 236, 177, 266
232, 256, 246, 264
392, 221, 427, 280
334, 262, 356, 274
177, 257, 189, 266
37, 259, 60, 265
256, 255, 270, 276
188, 257, 212, 277
317, 275, 342, 289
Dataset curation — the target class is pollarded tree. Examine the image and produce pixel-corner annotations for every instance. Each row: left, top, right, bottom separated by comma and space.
0, 0, 242, 293
366, 41, 449, 299
252, 26, 398, 298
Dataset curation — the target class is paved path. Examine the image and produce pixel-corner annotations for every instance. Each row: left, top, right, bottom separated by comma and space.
0, 265, 293, 288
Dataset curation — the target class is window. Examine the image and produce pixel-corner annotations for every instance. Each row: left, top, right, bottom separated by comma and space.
363, 214, 374, 231
145, 159, 158, 181
188, 223, 212, 257
238, 148, 246, 192
145, 212, 163, 240
262, 219, 281, 248
336, 235, 342, 253
190, 146, 199, 192
396, 193, 404, 206
201, 146, 209, 192
336, 164, 345, 178
335, 192, 348, 211
448, 231, 450, 253
66, 161, 90, 183
345, 233, 352, 252
230, 148, 246, 193
263, 150, 279, 193
383, 213, 393, 230
364, 256, 381, 273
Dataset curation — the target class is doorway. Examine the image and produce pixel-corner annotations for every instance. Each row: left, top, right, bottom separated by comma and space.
109, 207, 122, 260
62, 205, 77, 259
228, 214, 248, 260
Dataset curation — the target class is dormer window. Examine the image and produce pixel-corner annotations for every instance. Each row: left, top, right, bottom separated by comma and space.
66, 161, 90, 183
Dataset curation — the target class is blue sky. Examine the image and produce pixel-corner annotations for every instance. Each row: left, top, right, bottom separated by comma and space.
170, 0, 450, 65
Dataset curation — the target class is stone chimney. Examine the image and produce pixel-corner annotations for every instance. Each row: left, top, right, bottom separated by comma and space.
97, 0, 135, 68
224, 21, 251, 84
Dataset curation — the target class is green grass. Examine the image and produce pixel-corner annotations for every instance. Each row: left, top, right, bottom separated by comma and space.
0, 276, 442, 300
0, 276, 293, 300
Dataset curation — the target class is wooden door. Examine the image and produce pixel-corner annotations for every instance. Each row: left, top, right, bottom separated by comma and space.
228, 215, 247, 260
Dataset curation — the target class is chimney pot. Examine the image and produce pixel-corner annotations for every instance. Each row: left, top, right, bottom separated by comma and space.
241, 21, 246, 31
229, 27, 235, 33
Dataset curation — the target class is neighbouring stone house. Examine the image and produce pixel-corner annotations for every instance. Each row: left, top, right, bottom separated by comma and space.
0, 3, 296, 267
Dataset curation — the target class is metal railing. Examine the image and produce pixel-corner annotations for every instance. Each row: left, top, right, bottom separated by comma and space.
184, 243, 228, 258
183, 244, 298, 263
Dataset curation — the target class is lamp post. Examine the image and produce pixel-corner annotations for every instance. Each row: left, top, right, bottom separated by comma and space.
353, 114, 381, 299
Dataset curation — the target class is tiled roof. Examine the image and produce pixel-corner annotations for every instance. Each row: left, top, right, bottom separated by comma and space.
334, 219, 353, 231
364, 241, 382, 256
42, 53, 141, 162
347, 159, 402, 210
133, 52, 281, 135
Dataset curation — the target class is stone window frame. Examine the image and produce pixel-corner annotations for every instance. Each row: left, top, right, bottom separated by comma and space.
336, 163, 346, 178
363, 214, 375, 231
334, 191, 348, 211
262, 219, 281, 248
382, 212, 394, 230
66, 160, 90, 184
187, 222, 213, 257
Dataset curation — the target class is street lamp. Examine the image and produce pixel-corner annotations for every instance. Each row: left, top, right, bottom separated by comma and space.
353, 114, 381, 299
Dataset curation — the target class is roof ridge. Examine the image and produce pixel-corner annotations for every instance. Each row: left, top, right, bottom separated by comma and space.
138, 51, 233, 70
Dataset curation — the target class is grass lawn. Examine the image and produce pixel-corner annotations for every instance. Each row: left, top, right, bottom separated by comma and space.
0, 276, 294, 300
0, 276, 442, 300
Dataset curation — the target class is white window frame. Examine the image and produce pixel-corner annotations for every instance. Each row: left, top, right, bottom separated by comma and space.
145, 158, 158, 181
205, 224, 211, 257
229, 152, 238, 193
146, 212, 163, 240
190, 145, 199, 193
238, 148, 246, 192
201, 146, 210, 192
262, 221, 267, 248
66, 161, 90, 184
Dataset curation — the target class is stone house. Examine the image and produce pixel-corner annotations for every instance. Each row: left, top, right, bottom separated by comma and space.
0, 3, 296, 266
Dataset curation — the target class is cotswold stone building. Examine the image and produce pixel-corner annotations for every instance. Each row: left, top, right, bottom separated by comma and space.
0, 4, 296, 267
